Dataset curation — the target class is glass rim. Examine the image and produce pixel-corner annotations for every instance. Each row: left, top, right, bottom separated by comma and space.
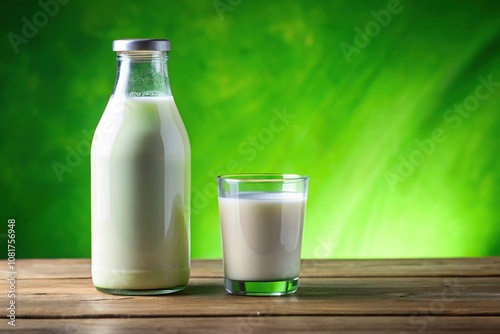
217, 173, 309, 183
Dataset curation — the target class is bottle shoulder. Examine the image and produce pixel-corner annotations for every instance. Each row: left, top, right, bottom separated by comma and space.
91, 96, 189, 158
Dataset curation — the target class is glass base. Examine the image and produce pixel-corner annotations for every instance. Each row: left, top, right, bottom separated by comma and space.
224, 277, 298, 296
95, 285, 186, 296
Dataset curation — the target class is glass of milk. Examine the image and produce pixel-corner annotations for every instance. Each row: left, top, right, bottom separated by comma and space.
217, 174, 309, 296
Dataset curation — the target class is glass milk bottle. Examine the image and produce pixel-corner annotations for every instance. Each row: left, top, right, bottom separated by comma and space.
91, 39, 190, 295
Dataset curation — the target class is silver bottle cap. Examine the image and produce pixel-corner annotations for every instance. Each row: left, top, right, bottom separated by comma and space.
113, 39, 170, 51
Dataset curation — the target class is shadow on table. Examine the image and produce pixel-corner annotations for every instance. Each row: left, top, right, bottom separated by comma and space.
181, 282, 227, 296
180, 282, 340, 299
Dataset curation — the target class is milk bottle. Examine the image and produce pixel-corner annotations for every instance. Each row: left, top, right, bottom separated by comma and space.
91, 39, 190, 295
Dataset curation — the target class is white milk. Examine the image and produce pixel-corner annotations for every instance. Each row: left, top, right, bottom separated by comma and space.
219, 192, 306, 281
91, 96, 190, 290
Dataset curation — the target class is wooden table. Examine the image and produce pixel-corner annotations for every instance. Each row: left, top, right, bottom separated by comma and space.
1, 258, 500, 333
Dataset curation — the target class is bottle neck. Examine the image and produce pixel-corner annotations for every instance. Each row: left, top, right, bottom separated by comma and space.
112, 51, 172, 97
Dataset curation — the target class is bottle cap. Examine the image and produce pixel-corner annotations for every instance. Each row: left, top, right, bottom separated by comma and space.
113, 39, 170, 51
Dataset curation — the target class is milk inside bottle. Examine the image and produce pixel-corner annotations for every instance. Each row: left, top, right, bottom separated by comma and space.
91, 39, 190, 295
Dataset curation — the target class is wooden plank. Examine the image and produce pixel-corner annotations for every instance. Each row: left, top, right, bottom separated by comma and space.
5, 259, 92, 279
299, 257, 500, 277
2, 316, 500, 333
2, 257, 500, 280
7, 277, 500, 318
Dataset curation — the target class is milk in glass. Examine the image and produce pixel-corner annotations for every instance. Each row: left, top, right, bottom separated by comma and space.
219, 192, 306, 281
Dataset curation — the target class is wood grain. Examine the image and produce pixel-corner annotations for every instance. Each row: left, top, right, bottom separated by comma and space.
2, 316, 500, 333
3, 257, 500, 279
1, 259, 499, 333
5, 276, 500, 318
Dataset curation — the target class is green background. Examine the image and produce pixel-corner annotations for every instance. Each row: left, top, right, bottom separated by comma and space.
1, 0, 499, 259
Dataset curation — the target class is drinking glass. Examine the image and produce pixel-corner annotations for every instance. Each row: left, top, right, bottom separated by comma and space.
217, 173, 309, 296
